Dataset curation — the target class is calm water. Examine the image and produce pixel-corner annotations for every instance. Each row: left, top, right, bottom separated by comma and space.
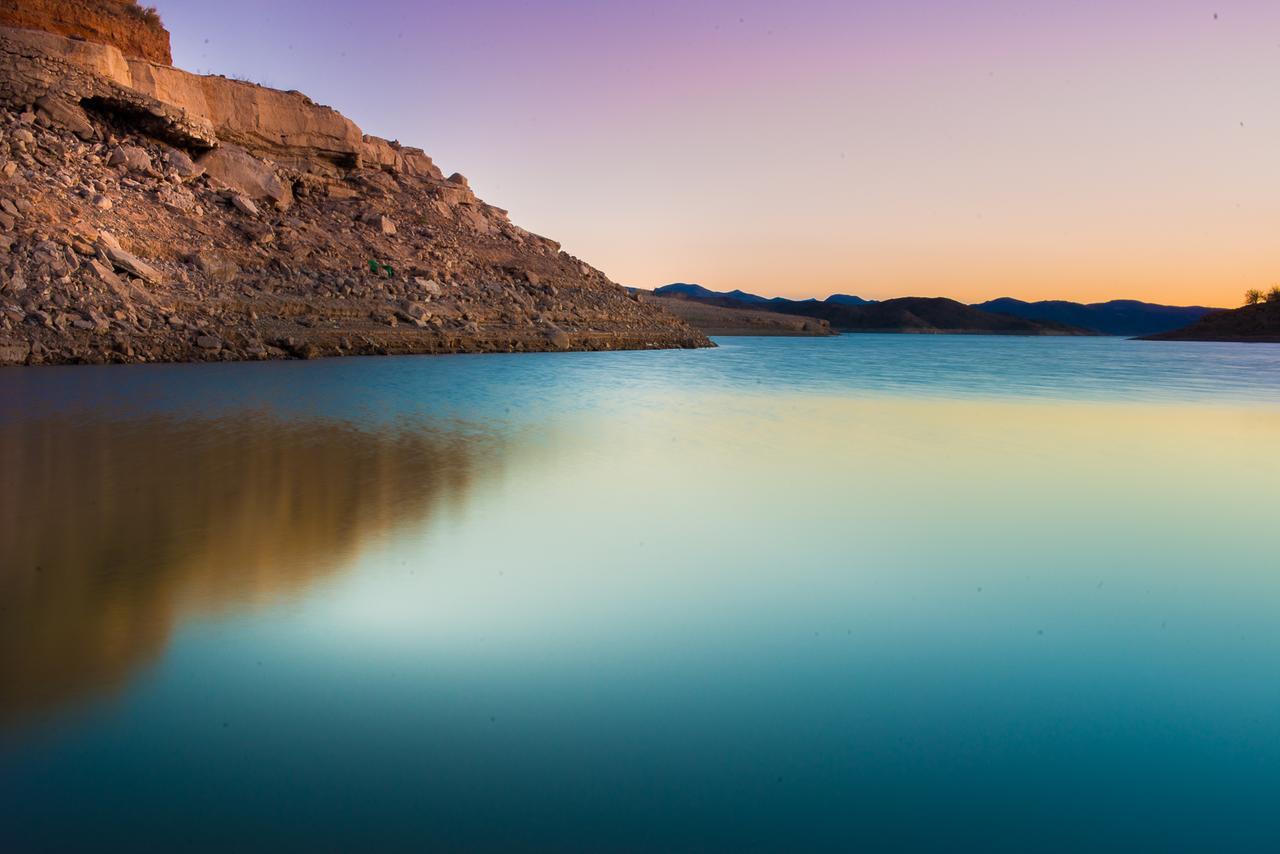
3, 336, 1280, 852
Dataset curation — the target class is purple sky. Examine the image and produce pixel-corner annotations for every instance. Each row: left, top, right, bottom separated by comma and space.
155, 0, 1280, 305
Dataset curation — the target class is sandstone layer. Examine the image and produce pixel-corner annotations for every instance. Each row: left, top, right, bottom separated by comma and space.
0, 0, 171, 65
0, 7, 709, 365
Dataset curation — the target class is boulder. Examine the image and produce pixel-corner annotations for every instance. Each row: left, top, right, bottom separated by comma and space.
108, 145, 152, 172
192, 251, 239, 283
361, 135, 404, 173
359, 137, 444, 179
237, 220, 274, 244
230, 194, 259, 216
34, 95, 94, 140
87, 258, 152, 304
433, 177, 476, 208
197, 145, 292, 209
163, 148, 203, 179
400, 147, 443, 180
399, 300, 430, 320
545, 324, 571, 350
97, 233, 161, 283
396, 300, 431, 326
3, 266, 25, 294
413, 277, 442, 296
359, 211, 396, 234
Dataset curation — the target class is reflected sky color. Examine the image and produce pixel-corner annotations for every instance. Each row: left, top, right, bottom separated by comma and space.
3, 337, 1280, 850
154, 0, 1280, 306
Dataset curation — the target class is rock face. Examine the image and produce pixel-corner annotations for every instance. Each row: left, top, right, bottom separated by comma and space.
126, 61, 364, 170
0, 0, 171, 65
0, 4, 709, 365
0, 27, 217, 150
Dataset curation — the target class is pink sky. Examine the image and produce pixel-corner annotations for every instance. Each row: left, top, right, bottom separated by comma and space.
156, 0, 1279, 306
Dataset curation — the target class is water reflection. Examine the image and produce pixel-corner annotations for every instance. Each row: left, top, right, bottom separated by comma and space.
0, 413, 506, 727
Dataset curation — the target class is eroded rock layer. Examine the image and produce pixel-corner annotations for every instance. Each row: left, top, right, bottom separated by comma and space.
0, 0, 171, 65
0, 13, 709, 365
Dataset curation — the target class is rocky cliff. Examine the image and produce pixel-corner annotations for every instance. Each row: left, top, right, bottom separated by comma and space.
0, 0, 170, 64
0, 4, 709, 365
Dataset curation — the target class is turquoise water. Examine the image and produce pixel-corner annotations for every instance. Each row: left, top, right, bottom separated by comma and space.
3, 335, 1280, 851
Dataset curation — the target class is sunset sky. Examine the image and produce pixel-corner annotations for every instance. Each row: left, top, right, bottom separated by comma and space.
156, 0, 1278, 307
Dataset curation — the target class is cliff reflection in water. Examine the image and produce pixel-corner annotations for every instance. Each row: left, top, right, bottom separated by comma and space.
0, 413, 506, 728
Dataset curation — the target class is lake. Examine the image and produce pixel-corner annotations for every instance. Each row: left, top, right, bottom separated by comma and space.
3, 335, 1280, 851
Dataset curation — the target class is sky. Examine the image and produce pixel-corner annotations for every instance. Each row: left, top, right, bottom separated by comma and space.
154, 0, 1278, 306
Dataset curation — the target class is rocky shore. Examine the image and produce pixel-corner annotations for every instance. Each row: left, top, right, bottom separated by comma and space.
0, 9, 709, 366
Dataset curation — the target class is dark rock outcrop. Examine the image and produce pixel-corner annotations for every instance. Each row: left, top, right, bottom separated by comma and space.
1142, 301, 1280, 343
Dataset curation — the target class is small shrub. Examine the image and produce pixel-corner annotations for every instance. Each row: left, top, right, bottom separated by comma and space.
1266, 286, 1280, 304
1245, 288, 1263, 305
119, 3, 164, 28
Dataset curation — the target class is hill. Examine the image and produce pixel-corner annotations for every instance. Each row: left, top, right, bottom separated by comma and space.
653, 284, 872, 308
0, 4, 708, 365
975, 297, 1216, 336
773, 296, 1091, 335
824, 293, 871, 306
635, 291, 833, 336
654, 286, 1089, 335
1142, 301, 1280, 343
655, 283, 771, 304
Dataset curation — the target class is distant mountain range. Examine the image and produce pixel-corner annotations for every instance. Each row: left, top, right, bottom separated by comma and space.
973, 298, 1216, 337
650, 285, 1219, 337
655, 284, 870, 307
654, 283, 772, 304
636, 289, 835, 337
651, 285, 1088, 336
766, 296, 1089, 335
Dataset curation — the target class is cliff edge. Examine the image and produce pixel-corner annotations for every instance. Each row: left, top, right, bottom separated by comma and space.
0, 0, 171, 64
0, 2, 709, 365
